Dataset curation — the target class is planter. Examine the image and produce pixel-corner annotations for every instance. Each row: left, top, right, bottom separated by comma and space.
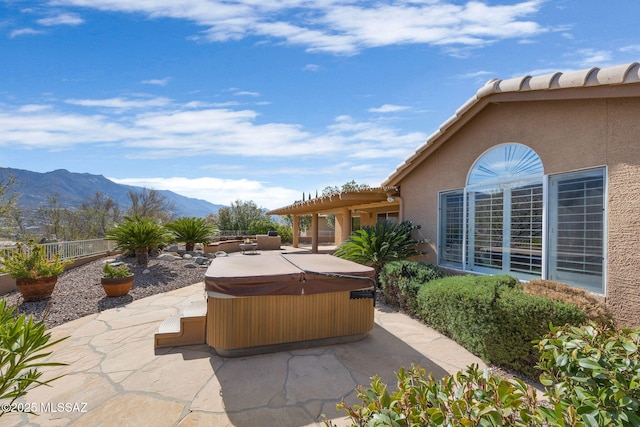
101, 275, 134, 297
16, 276, 58, 302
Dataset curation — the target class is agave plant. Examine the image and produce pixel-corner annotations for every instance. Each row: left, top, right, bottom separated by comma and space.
165, 217, 217, 251
106, 215, 169, 267
334, 220, 426, 286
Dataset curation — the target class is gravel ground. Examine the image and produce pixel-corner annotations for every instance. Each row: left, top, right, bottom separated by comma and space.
2, 254, 209, 330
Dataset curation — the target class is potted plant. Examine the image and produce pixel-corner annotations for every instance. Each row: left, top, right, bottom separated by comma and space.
0, 240, 72, 301
101, 262, 134, 297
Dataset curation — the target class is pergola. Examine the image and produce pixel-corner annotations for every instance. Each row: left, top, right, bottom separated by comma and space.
267, 187, 401, 253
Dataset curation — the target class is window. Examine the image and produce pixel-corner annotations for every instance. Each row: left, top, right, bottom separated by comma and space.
377, 212, 399, 224
548, 168, 605, 293
437, 144, 605, 293
439, 191, 464, 267
465, 144, 544, 279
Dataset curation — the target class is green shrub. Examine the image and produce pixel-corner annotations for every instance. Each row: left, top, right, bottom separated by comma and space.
416, 275, 516, 359
416, 274, 586, 377
379, 261, 445, 314
276, 225, 293, 244
327, 322, 640, 427
0, 240, 72, 279
102, 262, 132, 279
488, 290, 586, 377
324, 364, 540, 427
537, 322, 640, 426
0, 300, 68, 416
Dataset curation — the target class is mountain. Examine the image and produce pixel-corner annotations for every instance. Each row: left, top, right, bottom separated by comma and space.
1, 167, 224, 218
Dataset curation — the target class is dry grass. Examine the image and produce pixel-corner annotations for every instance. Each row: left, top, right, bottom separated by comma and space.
522, 280, 611, 325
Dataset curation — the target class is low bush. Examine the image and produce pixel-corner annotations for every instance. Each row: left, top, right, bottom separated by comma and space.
489, 290, 586, 377
523, 279, 611, 324
378, 261, 445, 314
537, 322, 640, 426
324, 364, 539, 427
416, 274, 586, 377
327, 322, 640, 427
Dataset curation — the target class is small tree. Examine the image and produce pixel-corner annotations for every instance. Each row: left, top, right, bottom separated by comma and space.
127, 188, 176, 222
334, 220, 425, 286
165, 217, 216, 251
0, 300, 68, 417
106, 216, 169, 267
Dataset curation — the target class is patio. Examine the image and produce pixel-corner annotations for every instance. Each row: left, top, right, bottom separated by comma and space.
4, 252, 486, 427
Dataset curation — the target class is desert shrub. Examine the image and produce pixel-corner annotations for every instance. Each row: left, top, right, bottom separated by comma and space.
523, 279, 611, 324
416, 274, 586, 376
379, 260, 445, 314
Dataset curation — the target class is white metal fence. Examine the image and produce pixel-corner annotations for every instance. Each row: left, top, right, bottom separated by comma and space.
1, 239, 116, 262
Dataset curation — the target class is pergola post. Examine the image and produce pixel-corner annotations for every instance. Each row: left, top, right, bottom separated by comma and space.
311, 213, 318, 253
292, 215, 300, 248
335, 207, 351, 244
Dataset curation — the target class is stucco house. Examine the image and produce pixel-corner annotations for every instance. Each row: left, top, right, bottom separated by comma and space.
269, 62, 640, 328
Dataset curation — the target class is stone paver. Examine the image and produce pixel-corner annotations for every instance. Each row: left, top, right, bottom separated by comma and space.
7, 280, 486, 427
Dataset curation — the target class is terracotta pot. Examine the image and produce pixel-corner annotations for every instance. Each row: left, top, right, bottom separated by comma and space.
101, 275, 134, 297
16, 276, 58, 302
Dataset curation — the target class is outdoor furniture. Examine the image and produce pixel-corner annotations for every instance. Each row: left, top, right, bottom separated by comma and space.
204, 253, 375, 356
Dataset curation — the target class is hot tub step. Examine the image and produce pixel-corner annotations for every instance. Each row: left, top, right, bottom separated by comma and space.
154, 300, 207, 349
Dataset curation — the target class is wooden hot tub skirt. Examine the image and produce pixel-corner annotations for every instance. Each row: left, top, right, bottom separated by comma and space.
206, 290, 374, 357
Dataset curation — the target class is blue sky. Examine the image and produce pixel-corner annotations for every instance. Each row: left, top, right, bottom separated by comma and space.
1, 0, 639, 210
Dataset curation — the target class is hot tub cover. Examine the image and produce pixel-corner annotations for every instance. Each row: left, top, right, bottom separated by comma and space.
204, 253, 375, 296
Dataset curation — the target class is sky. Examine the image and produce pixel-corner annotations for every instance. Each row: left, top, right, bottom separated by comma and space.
1, 0, 639, 211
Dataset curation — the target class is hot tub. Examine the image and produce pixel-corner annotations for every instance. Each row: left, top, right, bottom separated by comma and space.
204, 253, 375, 356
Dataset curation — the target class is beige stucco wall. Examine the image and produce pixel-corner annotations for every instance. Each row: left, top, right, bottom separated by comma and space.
398, 95, 640, 328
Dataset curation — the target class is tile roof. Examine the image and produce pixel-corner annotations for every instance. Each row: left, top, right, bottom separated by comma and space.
383, 62, 640, 186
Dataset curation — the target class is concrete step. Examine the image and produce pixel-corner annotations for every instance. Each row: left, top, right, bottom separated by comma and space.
154, 299, 207, 349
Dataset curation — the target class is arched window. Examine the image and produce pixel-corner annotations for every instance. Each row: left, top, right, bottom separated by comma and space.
464, 144, 544, 277
467, 143, 544, 187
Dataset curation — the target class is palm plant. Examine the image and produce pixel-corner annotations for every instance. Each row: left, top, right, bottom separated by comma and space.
165, 217, 217, 251
334, 220, 426, 286
105, 216, 169, 267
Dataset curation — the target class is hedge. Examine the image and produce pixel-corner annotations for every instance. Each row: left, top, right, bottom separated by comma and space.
416, 274, 586, 377
378, 260, 445, 314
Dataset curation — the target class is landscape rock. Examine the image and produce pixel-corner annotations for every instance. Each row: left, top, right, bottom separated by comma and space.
157, 253, 178, 261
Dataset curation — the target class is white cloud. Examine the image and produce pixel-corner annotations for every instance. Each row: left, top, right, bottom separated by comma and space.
9, 28, 44, 38
620, 45, 640, 53
65, 96, 172, 110
303, 64, 320, 72
141, 77, 171, 86
109, 176, 301, 209
368, 104, 410, 113
233, 91, 260, 97
574, 49, 613, 68
37, 13, 84, 26
49, 0, 548, 54
0, 100, 422, 163
17, 104, 53, 113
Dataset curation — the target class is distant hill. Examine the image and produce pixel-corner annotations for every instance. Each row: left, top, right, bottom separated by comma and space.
0, 167, 224, 218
